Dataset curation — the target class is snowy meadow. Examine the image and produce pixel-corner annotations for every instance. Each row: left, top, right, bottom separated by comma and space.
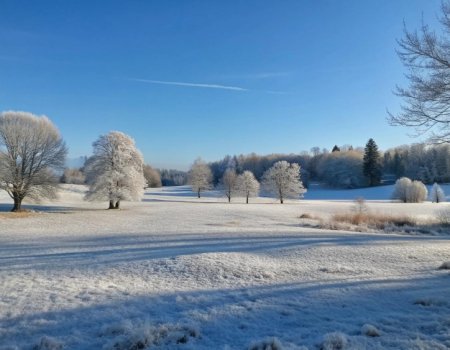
0, 185, 449, 349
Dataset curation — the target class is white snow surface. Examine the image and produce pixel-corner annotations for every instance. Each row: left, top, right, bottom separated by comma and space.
0, 185, 449, 349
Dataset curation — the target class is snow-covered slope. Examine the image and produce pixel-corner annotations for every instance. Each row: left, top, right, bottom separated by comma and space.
0, 185, 449, 349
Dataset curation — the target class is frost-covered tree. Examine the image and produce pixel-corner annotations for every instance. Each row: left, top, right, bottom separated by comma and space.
220, 168, 238, 203
407, 180, 428, 203
188, 158, 212, 198
0, 111, 67, 211
143, 164, 162, 188
85, 131, 145, 209
262, 161, 306, 204
237, 170, 260, 203
61, 168, 85, 185
363, 138, 382, 186
392, 177, 428, 203
392, 177, 413, 203
389, 1, 450, 143
430, 183, 446, 203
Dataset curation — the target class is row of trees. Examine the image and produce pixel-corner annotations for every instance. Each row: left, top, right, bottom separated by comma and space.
392, 177, 446, 203
189, 159, 306, 204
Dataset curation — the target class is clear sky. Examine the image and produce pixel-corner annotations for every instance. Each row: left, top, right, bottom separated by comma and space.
0, 0, 443, 169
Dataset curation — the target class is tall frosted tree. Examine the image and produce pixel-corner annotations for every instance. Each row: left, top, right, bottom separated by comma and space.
143, 164, 162, 188
237, 170, 260, 203
0, 111, 67, 211
262, 161, 306, 204
188, 158, 212, 198
363, 138, 382, 186
85, 131, 145, 209
221, 168, 238, 203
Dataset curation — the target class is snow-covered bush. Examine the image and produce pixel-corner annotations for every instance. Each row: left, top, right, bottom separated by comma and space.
85, 131, 146, 209
248, 337, 283, 350
188, 158, 212, 198
321, 332, 348, 350
361, 324, 380, 337
262, 161, 306, 204
392, 177, 427, 203
237, 170, 260, 203
392, 177, 412, 202
406, 180, 428, 203
430, 183, 446, 203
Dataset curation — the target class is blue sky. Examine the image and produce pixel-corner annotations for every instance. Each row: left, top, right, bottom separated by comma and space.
0, 0, 442, 169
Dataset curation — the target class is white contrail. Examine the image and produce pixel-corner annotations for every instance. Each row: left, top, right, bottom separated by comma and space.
131, 78, 248, 91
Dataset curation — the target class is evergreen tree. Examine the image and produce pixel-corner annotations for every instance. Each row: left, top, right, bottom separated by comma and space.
331, 145, 340, 152
363, 138, 382, 186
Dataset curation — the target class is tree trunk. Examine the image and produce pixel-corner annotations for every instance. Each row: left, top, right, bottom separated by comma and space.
115, 200, 120, 209
108, 200, 115, 209
198, 190, 201, 198
11, 195, 22, 212
246, 195, 249, 204
228, 195, 231, 203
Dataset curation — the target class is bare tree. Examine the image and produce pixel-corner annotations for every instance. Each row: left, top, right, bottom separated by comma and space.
389, 2, 450, 143
61, 168, 86, 185
237, 170, 260, 203
221, 168, 238, 202
188, 158, 212, 198
143, 164, 162, 188
0, 111, 67, 212
85, 131, 145, 209
262, 161, 306, 204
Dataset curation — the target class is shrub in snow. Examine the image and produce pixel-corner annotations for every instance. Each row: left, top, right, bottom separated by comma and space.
406, 180, 428, 203
188, 158, 212, 198
361, 324, 381, 337
439, 261, 450, 270
262, 161, 306, 204
85, 131, 146, 209
436, 208, 450, 226
321, 332, 348, 350
33, 336, 63, 350
102, 321, 199, 350
237, 170, 260, 204
392, 177, 427, 203
430, 183, 446, 203
392, 177, 412, 203
248, 337, 284, 350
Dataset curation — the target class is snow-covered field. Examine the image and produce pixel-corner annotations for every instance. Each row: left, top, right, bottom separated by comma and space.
0, 185, 449, 349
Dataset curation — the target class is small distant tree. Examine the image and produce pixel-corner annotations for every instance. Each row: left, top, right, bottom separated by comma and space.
237, 170, 260, 203
332, 145, 340, 152
0, 111, 67, 211
430, 183, 446, 203
143, 164, 162, 188
262, 161, 306, 204
393, 177, 412, 203
220, 168, 238, 202
61, 168, 85, 184
363, 138, 382, 186
188, 158, 212, 198
85, 131, 146, 209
